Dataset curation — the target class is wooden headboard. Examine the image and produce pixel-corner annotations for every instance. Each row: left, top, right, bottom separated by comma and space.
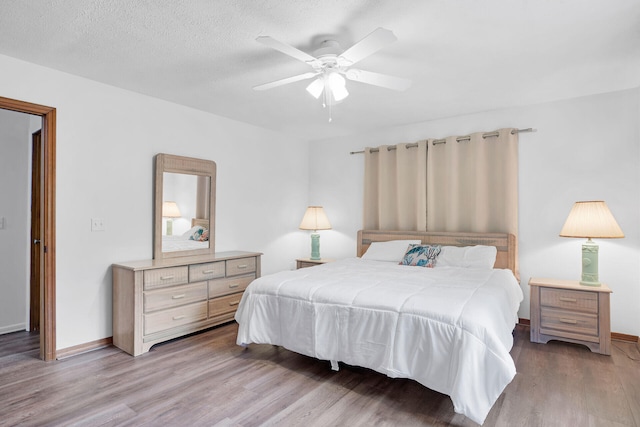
191, 218, 209, 228
357, 230, 518, 279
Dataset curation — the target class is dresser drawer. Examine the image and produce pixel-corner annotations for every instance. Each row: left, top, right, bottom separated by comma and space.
540, 288, 598, 314
208, 274, 255, 298
143, 266, 189, 290
540, 307, 599, 339
144, 282, 207, 313
226, 257, 256, 276
189, 261, 225, 282
209, 293, 243, 318
144, 301, 208, 335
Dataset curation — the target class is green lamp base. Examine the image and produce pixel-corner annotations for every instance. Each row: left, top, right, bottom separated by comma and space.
580, 239, 600, 286
310, 232, 321, 260
166, 219, 173, 236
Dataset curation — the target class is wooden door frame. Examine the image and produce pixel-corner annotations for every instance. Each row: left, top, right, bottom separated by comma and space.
0, 96, 56, 361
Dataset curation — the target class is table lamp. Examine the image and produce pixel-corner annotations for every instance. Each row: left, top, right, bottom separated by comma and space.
559, 201, 624, 286
299, 206, 331, 260
162, 201, 181, 236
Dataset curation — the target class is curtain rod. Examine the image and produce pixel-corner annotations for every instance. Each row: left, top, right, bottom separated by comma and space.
349, 128, 536, 155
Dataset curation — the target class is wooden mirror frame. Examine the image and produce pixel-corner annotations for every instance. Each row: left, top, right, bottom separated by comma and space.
153, 153, 216, 260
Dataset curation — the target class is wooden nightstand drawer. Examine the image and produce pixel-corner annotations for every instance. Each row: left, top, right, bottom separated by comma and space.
144, 301, 208, 335
226, 257, 256, 276
540, 307, 598, 339
143, 266, 189, 290
540, 288, 598, 314
296, 258, 334, 269
144, 282, 208, 313
189, 261, 225, 281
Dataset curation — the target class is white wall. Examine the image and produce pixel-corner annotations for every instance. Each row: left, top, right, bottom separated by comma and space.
0, 109, 30, 334
2, 49, 637, 349
0, 53, 310, 350
310, 88, 640, 336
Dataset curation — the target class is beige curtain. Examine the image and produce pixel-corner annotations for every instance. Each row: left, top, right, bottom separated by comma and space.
363, 141, 428, 230
426, 128, 518, 237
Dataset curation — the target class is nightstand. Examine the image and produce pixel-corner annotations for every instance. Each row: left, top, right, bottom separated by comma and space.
296, 258, 334, 269
529, 277, 612, 355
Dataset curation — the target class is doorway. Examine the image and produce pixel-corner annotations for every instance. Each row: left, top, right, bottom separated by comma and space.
30, 129, 42, 333
0, 96, 56, 361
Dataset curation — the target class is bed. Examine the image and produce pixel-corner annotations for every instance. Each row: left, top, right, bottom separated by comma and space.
161, 218, 210, 252
235, 230, 523, 425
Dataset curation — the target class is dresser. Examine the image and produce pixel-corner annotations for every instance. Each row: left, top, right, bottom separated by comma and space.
529, 277, 611, 355
113, 251, 261, 356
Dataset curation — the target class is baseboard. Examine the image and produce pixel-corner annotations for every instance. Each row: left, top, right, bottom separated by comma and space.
56, 337, 113, 360
611, 332, 640, 343
0, 323, 27, 335
52, 325, 640, 359
519, 318, 639, 343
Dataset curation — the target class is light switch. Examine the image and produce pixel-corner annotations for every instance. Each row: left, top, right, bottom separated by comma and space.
91, 218, 105, 232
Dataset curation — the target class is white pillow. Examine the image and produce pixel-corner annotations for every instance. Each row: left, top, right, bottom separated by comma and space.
361, 240, 421, 262
436, 245, 497, 269
182, 225, 204, 238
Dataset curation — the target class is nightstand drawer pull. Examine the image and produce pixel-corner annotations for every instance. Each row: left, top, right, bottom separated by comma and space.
236, 264, 248, 269
172, 315, 186, 320
202, 269, 214, 274
160, 275, 174, 281
171, 294, 186, 299
559, 297, 577, 303
228, 283, 240, 289
229, 300, 240, 306
559, 318, 578, 324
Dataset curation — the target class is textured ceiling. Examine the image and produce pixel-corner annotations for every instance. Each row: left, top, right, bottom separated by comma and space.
1, 0, 639, 141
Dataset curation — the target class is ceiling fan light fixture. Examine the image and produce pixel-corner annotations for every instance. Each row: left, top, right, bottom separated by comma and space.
306, 77, 324, 99
328, 72, 348, 101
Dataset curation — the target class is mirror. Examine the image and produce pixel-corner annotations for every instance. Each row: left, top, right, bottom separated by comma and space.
154, 153, 216, 259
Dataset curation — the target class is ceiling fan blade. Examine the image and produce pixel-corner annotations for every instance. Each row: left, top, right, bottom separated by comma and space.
339, 28, 397, 66
256, 36, 321, 67
345, 69, 412, 91
253, 72, 319, 91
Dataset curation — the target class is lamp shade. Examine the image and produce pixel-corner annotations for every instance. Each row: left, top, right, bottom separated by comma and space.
162, 201, 181, 218
299, 206, 332, 231
306, 77, 324, 99
559, 201, 624, 239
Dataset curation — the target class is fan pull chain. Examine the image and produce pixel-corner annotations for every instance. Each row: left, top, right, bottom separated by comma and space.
322, 84, 333, 122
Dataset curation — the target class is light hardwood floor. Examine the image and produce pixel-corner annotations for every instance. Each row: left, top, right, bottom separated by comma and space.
1, 324, 639, 426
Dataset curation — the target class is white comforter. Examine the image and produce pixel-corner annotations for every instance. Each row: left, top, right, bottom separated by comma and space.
235, 258, 523, 425
161, 235, 209, 252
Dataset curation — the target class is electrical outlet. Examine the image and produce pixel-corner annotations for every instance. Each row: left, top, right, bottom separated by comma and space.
91, 218, 105, 232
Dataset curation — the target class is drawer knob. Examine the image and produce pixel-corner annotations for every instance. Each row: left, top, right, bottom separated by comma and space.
160, 275, 174, 281
559, 297, 577, 303
172, 315, 186, 320
229, 300, 240, 306
228, 283, 240, 289
172, 294, 186, 299
236, 264, 248, 269
202, 269, 214, 274
559, 318, 578, 324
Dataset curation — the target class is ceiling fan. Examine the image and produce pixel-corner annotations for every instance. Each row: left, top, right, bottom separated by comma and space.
253, 28, 411, 117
